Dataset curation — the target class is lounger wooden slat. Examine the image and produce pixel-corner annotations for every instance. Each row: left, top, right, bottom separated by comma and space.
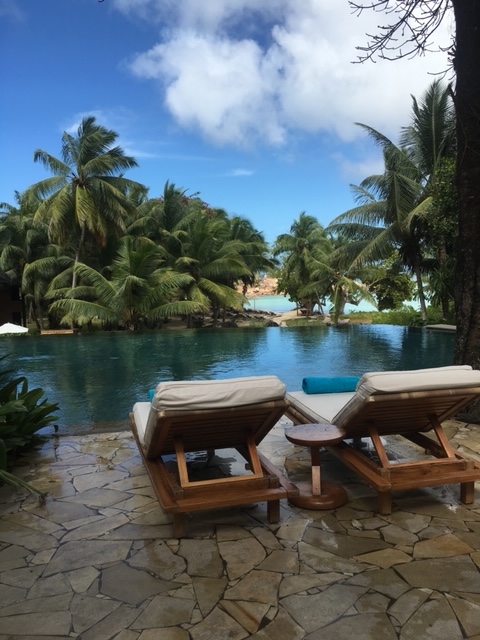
130, 376, 298, 536
286, 366, 480, 514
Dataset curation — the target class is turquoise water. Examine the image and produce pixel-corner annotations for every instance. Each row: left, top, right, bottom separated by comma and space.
246, 295, 296, 313
0, 325, 455, 434
247, 294, 379, 314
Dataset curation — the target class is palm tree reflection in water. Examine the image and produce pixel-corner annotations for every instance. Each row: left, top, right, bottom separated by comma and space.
1, 325, 455, 434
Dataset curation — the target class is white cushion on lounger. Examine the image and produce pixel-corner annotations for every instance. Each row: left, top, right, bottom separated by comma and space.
335, 365, 480, 427
356, 365, 476, 398
286, 391, 355, 424
151, 375, 286, 411
135, 376, 286, 450
287, 366, 480, 428
133, 402, 151, 446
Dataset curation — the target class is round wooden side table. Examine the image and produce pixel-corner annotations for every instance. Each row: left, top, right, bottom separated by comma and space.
285, 423, 348, 510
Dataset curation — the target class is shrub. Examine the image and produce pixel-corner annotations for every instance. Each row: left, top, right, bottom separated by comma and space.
0, 356, 59, 497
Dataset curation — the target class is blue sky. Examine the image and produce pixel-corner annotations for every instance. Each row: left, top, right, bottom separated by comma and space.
0, 0, 452, 244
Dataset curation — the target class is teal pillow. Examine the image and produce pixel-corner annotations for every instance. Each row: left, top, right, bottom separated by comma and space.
302, 376, 360, 395
148, 389, 155, 402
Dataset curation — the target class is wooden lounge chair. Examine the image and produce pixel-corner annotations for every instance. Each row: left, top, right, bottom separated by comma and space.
130, 376, 298, 536
285, 366, 480, 514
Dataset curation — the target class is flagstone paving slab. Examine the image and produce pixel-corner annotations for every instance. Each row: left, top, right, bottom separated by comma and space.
225, 569, 282, 605
192, 576, 228, 615
218, 536, 267, 579
128, 539, 187, 579
220, 599, 271, 634
305, 612, 398, 640
249, 606, 305, 640
399, 597, 464, 640
0, 424, 479, 638
0, 610, 72, 636
189, 606, 249, 640
132, 594, 196, 629
178, 539, 224, 578
282, 583, 367, 633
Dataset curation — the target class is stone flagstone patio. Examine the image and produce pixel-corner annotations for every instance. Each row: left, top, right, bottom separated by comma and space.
1, 417, 480, 639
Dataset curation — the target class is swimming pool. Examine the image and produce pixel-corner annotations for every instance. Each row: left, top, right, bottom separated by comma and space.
0, 324, 455, 434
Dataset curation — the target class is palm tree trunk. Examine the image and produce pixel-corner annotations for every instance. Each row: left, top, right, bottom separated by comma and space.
437, 243, 450, 320
72, 225, 86, 290
413, 265, 428, 322
32, 301, 44, 330
212, 306, 220, 328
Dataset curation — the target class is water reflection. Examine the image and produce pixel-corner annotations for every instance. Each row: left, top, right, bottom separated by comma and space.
0, 326, 455, 434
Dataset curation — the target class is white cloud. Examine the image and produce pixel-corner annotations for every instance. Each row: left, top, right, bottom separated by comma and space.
130, 31, 286, 147
119, 0, 454, 148
227, 168, 254, 176
0, 0, 24, 21
333, 151, 385, 184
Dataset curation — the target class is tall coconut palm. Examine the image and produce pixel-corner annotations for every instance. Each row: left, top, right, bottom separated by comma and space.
273, 212, 333, 315
127, 182, 185, 250
400, 80, 456, 178
22, 253, 73, 330
27, 116, 148, 287
0, 192, 49, 280
328, 81, 455, 322
46, 237, 192, 331
173, 210, 250, 327
0, 192, 55, 326
227, 215, 274, 295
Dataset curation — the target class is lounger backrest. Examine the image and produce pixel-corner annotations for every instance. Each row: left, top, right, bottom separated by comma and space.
144, 376, 287, 456
151, 376, 286, 411
332, 365, 480, 437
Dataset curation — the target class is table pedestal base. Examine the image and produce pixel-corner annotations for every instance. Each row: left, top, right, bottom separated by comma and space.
285, 423, 349, 511
288, 480, 348, 510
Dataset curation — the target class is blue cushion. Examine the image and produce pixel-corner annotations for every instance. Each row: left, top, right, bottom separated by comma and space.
148, 389, 155, 402
302, 376, 360, 395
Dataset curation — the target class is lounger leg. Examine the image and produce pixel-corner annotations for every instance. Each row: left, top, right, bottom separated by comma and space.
377, 491, 392, 515
267, 499, 280, 523
173, 513, 187, 537
460, 481, 475, 504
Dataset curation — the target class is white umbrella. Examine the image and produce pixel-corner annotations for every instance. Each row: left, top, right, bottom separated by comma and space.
0, 322, 29, 335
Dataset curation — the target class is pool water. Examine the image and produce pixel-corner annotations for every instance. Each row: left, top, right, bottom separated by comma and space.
246, 294, 383, 315
246, 295, 296, 313
0, 325, 455, 434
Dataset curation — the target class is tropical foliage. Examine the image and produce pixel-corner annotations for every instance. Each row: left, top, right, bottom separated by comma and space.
0, 117, 272, 331
0, 356, 59, 496
325, 80, 456, 322
0, 86, 459, 331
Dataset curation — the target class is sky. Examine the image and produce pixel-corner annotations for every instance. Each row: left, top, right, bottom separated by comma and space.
0, 0, 454, 244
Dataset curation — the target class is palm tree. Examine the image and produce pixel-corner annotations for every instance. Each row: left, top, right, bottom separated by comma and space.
126, 181, 188, 255
228, 216, 275, 296
0, 192, 49, 280
26, 116, 148, 287
328, 81, 455, 322
400, 80, 455, 178
273, 212, 333, 315
173, 210, 250, 327
329, 142, 431, 318
22, 253, 73, 330
46, 237, 192, 330
0, 192, 55, 326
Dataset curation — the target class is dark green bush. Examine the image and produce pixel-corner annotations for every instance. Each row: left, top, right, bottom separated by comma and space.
346, 306, 451, 327
0, 357, 59, 497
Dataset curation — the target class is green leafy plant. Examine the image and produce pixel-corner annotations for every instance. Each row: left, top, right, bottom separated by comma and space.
0, 356, 59, 497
